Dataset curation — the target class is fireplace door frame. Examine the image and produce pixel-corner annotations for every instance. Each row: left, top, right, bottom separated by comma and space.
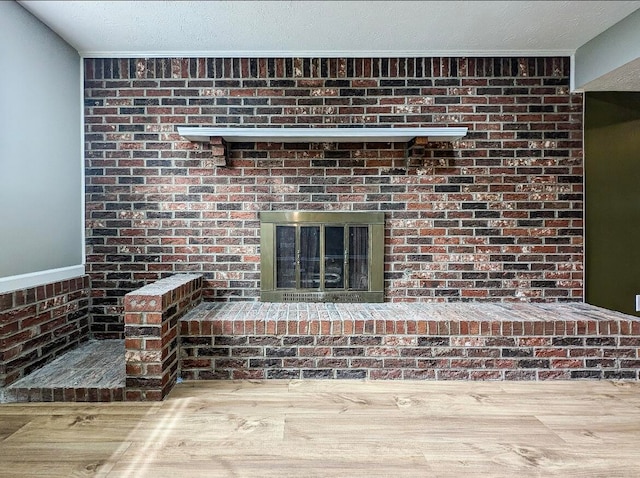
260, 211, 384, 302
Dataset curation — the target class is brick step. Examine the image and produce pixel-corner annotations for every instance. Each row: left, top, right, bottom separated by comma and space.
1, 340, 125, 403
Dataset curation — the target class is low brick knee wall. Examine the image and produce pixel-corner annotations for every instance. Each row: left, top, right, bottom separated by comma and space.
124, 274, 202, 400
0, 276, 90, 391
179, 302, 640, 381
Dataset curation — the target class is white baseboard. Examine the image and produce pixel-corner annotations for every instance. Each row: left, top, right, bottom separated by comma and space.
0, 265, 86, 294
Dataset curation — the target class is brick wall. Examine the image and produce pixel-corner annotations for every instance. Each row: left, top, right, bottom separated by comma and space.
84, 57, 584, 339
0, 276, 91, 388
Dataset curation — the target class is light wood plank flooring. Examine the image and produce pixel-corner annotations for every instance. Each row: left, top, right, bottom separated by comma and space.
1, 380, 639, 477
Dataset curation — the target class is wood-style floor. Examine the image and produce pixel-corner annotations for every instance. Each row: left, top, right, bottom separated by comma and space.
1, 380, 639, 477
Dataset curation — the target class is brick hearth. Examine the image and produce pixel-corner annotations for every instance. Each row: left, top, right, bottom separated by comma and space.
2, 340, 124, 403
180, 302, 640, 381
4, 301, 638, 403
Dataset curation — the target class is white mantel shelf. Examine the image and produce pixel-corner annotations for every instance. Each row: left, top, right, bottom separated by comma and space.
177, 126, 468, 144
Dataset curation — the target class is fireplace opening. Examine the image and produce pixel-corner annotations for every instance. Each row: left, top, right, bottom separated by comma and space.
260, 211, 384, 302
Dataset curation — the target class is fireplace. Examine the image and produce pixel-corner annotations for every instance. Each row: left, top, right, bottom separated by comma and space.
259, 211, 384, 302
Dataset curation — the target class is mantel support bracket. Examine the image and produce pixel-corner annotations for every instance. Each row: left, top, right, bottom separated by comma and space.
406, 137, 429, 169
208, 137, 227, 166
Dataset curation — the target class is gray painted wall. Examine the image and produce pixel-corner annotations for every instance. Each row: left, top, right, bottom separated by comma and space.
0, 1, 82, 278
574, 7, 640, 90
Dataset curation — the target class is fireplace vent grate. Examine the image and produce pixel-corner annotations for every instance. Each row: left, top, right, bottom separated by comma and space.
281, 292, 364, 303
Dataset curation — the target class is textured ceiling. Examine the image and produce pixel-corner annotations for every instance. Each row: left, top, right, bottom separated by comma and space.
16, 0, 640, 90
18, 1, 640, 57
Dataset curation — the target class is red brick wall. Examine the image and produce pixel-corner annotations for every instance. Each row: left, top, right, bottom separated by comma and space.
84, 57, 584, 339
0, 276, 90, 387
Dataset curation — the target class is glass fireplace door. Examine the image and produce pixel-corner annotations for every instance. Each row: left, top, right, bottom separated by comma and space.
276, 224, 342, 291
324, 226, 345, 289
275, 226, 296, 289
260, 211, 384, 302
299, 226, 321, 289
349, 226, 369, 291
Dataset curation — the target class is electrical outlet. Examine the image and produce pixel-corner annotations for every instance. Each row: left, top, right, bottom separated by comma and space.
636, 295, 640, 312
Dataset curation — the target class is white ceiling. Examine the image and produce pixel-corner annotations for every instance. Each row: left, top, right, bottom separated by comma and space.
18, 1, 640, 57
16, 0, 640, 90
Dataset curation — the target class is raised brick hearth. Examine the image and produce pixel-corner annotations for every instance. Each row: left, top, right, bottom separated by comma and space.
5, 293, 639, 403
180, 302, 640, 381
